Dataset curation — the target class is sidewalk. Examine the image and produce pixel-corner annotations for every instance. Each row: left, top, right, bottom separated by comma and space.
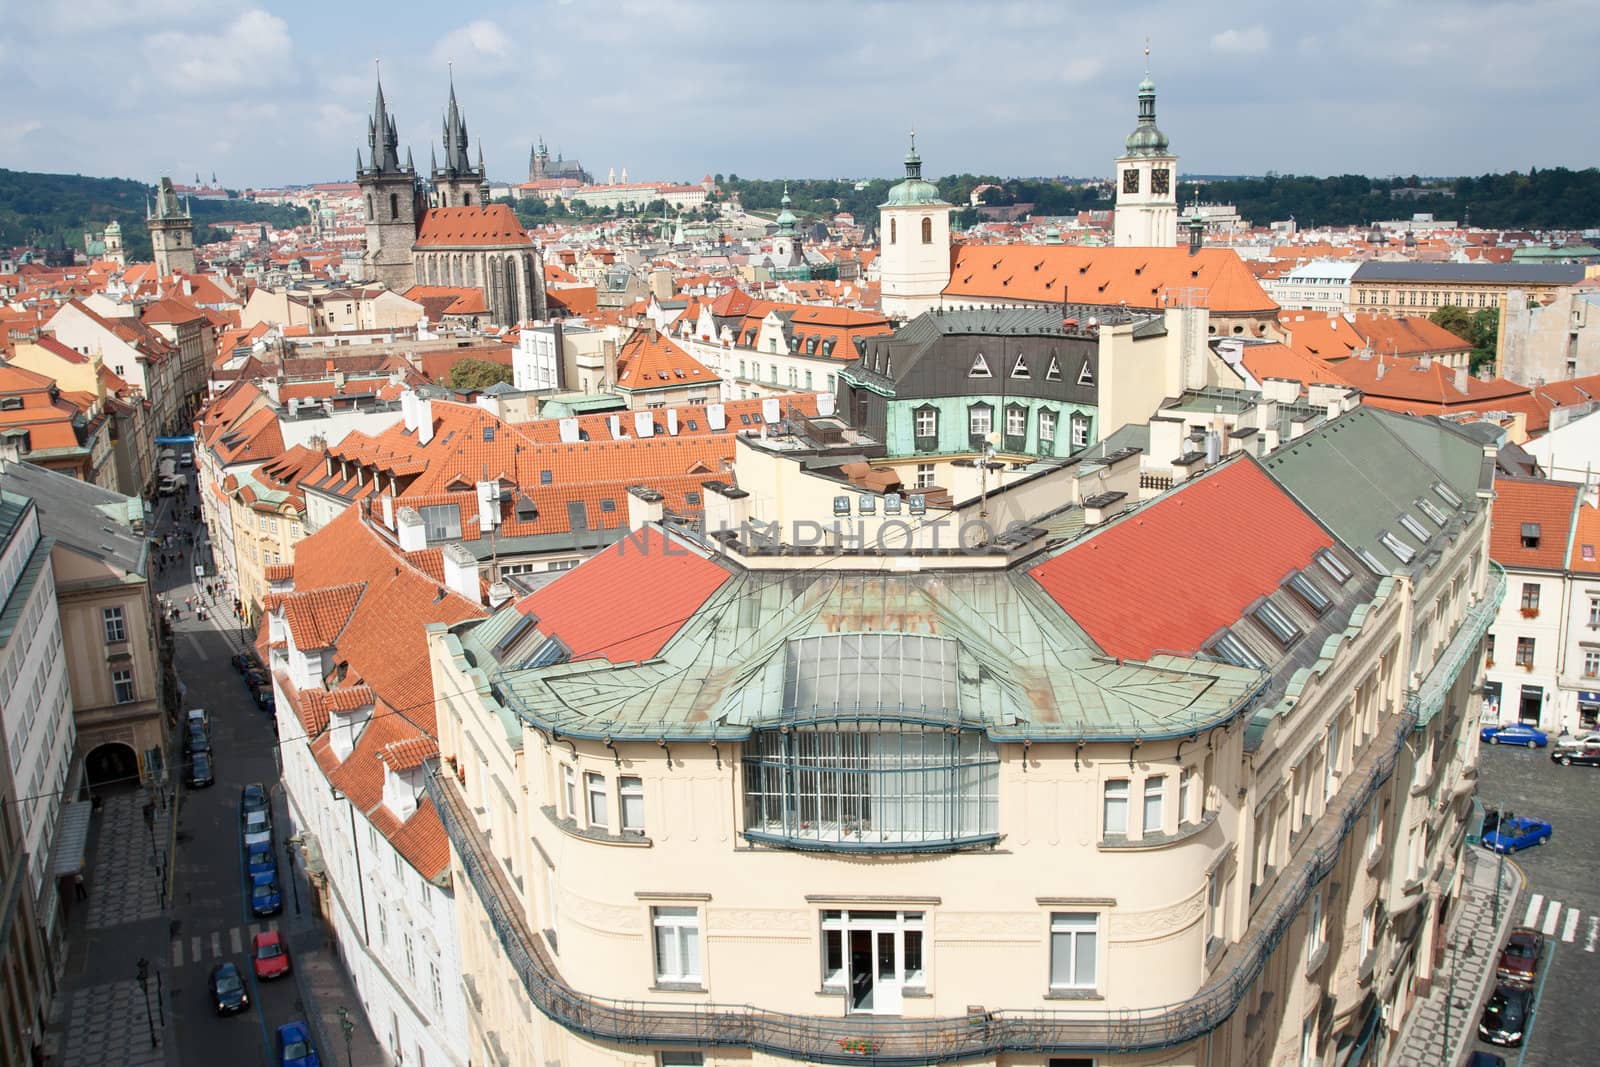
46, 790, 178, 1067
1389, 846, 1523, 1067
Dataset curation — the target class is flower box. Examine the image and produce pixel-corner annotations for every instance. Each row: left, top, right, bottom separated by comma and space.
839, 1039, 881, 1055
1520, 607, 1540, 619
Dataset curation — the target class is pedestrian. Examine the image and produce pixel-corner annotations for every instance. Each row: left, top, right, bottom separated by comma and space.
73, 873, 86, 900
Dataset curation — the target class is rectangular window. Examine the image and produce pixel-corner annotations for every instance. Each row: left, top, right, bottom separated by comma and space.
404, 933, 416, 978
1178, 768, 1194, 826
1048, 913, 1098, 990
1143, 776, 1165, 835
418, 504, 462, 542
914, 408, 937, 438
915, 463, 936, 489
652, 906, 701, 984
1516, 637, 1535, 667
1006, 407, 1027, 436
660, 1054, 705, 1067
1590, 598, 1600, 626
1307, 889, 1324, 954
1207, 866, 1225, 942
1324, 720, 1341, 797
1070, 414, 1089, 448
1251, 599, 1302, 647
620, 776, 645, 835
585, 772, 608, 828
430, 962, 443, 1011
1038, 409, 1056, 444
1103, 780, 1129, 835
102, 606, 127, 643
112, 668, 135, 705
1585, 650, 1600, 678
562, 764, 578, 819
968, 406, 992, 438
1521, 583, 1540, 612
1316, 549, 1352, 584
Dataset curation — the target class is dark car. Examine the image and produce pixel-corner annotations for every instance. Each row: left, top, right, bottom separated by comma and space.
241, 783, 270, 821
276, 1020, 321, 1067
1465, 1053, 1506, 1067
184, 722, 211, 755
253, 687, 276, 713
250, 872, 283, 917
242, 668, 270, 691
1551, 737, 1600, 766
187, 751, 215, 789
1479, 984, 1533, 1046
208, 961, 250, 1015
231, 651, 262, 673
1497, 927, 1544, 985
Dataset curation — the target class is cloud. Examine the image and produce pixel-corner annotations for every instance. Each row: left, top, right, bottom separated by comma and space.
1210, 26, 1269, 54
142, 9, 292, 91
431, 20, 515, 72
1062, 58, 1104, 84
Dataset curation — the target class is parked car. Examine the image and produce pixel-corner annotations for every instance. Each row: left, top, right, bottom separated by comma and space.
231, 652, 262, 673
185, 707, 210, 733
184, 722, 211, 755
187, 751, 215, 789
246, 842, 277, 878
250, 872, 283, 917
1551, 737, 1600, 766
240, 783, 270, 821
1465, 1053, 1507, 1067
1479, 984, 1533, 1046
252, 929, 292, 980
208, 961, 250, 1015
1480, 722, 1548, 747
243, 810, 273, 850
1481, 813, 1552, 854
242, 668, 270, 692
276, 1021, 321, 1067
1496, 927, 1545, 985
254, 687, 276, 713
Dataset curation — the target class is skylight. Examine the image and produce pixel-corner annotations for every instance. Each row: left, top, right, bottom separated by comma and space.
1433, 482, 1463, 508
1289, 573, 1332, 615
1416, 498, 1449, 526
1398, 514, 1431, 543
1316, 549, 1353, 585
1379, 530, 1416, 564
1210, 632, 1265, 670
1251, 599, 1303, 647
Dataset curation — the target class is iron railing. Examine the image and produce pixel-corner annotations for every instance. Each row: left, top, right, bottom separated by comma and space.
425, 701, 1415, 1064
1409, 561, 1505, 728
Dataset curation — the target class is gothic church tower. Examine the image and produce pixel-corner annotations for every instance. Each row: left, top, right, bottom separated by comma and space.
356, 73, 422, 290
148, 178, 195, 275
430, 76, 491, 209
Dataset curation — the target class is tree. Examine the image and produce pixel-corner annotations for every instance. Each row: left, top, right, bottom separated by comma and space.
1429, 305, 1474, 344
448, 358, 514, 391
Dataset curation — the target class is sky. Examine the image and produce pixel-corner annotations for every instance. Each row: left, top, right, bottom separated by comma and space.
1, 0, 1595, 189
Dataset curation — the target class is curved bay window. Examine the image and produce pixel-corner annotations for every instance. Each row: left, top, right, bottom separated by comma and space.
743, 721, 999, 851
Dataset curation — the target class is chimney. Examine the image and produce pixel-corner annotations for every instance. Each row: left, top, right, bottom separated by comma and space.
1454, 366, 1469, 394
603, 339, 618, 387
441, 542, 483, 604
416, 398, 434, 444
401, 390, 418, 432
627, 485, 665, 530
395, 506, 427, 551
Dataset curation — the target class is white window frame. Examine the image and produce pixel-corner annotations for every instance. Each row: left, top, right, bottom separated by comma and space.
102, 606, 127, 643
1143, 775, 1166, 836
1178, 767, 1194, 826
914, 408, 937, 438
651, 906, 702, 985
1005, 406, 1027, 437
1103, 780, 1129, 836
1038, 408, 1056, 444
915, 463, 936, 489
1047, 912, 1099, 991
620, 776, 645, 835
112, 667, 135, 705
968, 405, 993, 438
585, 771, 608, 830
1307, 888, 1324, 955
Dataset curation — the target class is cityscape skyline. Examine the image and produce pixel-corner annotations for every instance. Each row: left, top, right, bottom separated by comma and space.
3, 0, 1597, 189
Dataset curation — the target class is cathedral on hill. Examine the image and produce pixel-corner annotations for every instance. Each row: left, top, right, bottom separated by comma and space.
355, 75, 546, 326
528, 137, 591, 185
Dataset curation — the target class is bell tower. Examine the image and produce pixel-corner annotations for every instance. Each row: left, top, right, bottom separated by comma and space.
878, 133, 952, 320
148, 177, 195, 276
430, 72, 491, 209
356, 69, 420, 290
1113, 50, 1178, 248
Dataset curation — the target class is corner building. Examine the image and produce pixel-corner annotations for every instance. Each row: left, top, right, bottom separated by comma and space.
428, 407, 1497, 1067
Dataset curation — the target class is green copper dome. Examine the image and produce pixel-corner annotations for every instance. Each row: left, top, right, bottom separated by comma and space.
1123, 76, 1171, 157
775, 184, 797, 230
880, 136, 949, 208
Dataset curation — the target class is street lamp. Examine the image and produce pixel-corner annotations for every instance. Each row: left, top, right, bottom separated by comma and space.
336, 1005, 355, 1067
135, 957, 158, 1048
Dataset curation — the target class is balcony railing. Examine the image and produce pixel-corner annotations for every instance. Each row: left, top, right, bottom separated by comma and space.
1409, 562, 1505, 728
425, 701, 1415, 1064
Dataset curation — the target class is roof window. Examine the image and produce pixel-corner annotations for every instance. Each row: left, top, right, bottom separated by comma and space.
1398, 513, 1430, 543
540, 469, 553, 485
1316, 549, 1353, 584
1355, 547, 1388, 576
1288, 572, 1332, 615
1379, 530, 1416, 564
1521, 523, 1541, 549
969, 353, 992, 378
1250, 598, 1302, 648
1433, 481, 1464, 508
482, 426, 495, 442
600, 499, 616, 512
1209, 631, 1265, 670
519, 634, 570, 670
1416, 498, 1449, 526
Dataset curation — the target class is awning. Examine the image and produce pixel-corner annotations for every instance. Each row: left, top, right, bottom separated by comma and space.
51, 801, 93, 877
154, 435, 196, 446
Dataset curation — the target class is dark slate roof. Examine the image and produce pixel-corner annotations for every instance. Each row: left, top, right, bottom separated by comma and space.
0, 461, 147, 578
1351, 261, 1585, 285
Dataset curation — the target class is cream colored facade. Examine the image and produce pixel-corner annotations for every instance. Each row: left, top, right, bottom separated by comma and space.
228, 489, 305, 624
426, 408, 1495, 1067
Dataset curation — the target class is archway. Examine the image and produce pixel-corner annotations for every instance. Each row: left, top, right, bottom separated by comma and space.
85, 742, 141, 792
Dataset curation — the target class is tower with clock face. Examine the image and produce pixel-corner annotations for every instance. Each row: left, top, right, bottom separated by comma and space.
1113, 72, 1178, 248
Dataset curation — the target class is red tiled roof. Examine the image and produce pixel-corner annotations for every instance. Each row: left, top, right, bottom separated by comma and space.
385, 798, 450, 880
1567, 501, 1600, 575
264, 564, 294, 581
515, 527, 729, 663
280, 583, 364, 649
944, 245, 1278, 314
614, 329, 719, 390
413, 204, 532, 249
1489, 477, 1581, 572
1029, 460, 1334, 660
378, 736, 438, 771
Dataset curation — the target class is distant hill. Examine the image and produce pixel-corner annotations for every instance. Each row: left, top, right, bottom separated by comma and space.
0, 168, 307, 263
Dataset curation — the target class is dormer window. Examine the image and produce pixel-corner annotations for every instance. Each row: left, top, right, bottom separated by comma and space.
1209, 632, 1264, 670
1521, 523, 1541, 550
969, 353, 992, 378
1011, 354, 1029, 379
1251, 599, 1302, 648
1379, 530, 1415, 565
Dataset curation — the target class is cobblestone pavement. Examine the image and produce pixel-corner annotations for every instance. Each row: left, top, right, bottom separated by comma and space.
1388, 846, 1522, 1066
58, 979, 168, 1067
86, 792, 172, 929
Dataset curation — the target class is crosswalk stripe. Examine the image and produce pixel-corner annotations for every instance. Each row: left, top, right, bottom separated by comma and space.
1542, 901, 1561, 937
211, 931, 222, 958
1525, 894, 1545, 928
1563, 910, 1581, 943
229, 927, 242, 953
268, 920, 278, 932
171, 940, 182, 967
190, 936, 201, 963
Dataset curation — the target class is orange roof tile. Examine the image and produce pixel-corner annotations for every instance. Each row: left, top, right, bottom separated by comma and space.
614, 329, 718, 390
280, 583, 365, 649
413, 204, 532, 249
944, 245, 1277, 314
1490, 477, 1581, 572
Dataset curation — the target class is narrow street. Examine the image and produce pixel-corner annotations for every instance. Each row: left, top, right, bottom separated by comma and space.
47, 471, 385, 1067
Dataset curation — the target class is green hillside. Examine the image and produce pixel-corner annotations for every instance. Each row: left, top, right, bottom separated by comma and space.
0, 168, 307, 263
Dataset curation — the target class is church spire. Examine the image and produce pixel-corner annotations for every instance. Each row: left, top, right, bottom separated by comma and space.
366, 62, 403, 174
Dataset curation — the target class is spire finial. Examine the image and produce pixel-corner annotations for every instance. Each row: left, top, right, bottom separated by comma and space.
909, 128, 916, 154
1144, 37, 1150, 74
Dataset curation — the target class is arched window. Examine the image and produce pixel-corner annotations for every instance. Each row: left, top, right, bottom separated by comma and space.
465, 257, 476, 288
889, 218, 897, 245
921, 217, 932, 244
389, 193, 399, 220
463, 191, 472, 206
366, 195, 373, 220
505, 258, 520, 324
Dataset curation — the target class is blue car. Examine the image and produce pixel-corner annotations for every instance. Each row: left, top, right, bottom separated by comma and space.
251, 871, 283, 917
246, 842, 277, 878
1481, 813, 1552, 854
1480, 722, 1549, 748
277, 1021, 321, 1067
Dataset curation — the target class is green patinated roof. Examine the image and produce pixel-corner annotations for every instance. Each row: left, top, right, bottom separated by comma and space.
1260, 407, 1485, 577
458, 560, 1260, 744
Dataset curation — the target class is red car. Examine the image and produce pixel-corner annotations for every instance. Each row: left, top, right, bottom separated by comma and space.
251, 929, 291, 980
1496, 927, 1544, 985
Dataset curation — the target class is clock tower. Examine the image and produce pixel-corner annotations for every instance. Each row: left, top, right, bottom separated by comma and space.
1113, 68, 1178, 248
